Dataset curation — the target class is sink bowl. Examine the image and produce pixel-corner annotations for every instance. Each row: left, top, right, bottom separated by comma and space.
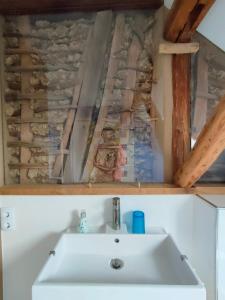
33, 232, 205, 300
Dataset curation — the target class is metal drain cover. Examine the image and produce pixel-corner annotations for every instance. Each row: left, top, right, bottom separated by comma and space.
110, 258, 124, 270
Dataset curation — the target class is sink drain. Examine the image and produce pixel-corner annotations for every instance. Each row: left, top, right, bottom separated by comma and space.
110, 258, 124, 270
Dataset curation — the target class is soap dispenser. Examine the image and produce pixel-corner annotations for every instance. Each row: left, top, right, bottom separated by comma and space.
79, 210, 88, 233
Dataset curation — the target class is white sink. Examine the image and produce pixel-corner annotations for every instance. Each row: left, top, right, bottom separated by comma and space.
33, 232, 205, 300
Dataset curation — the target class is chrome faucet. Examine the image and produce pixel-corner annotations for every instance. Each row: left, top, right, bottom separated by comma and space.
112, 197, 121, 230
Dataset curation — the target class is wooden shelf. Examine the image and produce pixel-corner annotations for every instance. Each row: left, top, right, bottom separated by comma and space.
0, 183, 224, 195
0, 183, 191, 195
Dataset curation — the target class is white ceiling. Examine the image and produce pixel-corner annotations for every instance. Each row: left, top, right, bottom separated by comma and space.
164, 0, 225, 52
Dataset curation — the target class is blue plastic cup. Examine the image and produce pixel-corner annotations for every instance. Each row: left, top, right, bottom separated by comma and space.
132, 211, 145, 234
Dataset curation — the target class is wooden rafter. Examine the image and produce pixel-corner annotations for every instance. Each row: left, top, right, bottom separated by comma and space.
51, 27, 93, 178
81, 14, 125, 181
0, 0, 163, 14
63, 11, 113, 183
175, 95, 225, 188
164, 0, 215, 175
164, 0, 215, 43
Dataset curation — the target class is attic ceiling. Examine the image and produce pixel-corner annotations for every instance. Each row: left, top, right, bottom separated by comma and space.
164, 0, 225, 52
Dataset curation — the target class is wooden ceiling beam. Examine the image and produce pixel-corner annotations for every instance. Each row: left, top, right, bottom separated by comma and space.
0, 0, 163, 15
164, 0, 215, 43
164, 0, 215, 175
175, 95, 225, 188
180, 0, 215, 42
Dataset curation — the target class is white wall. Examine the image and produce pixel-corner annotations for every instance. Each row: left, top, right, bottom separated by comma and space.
0, 194, 220, 300
0, 194, 198, 300
192, 197, 217, 300
198, 195, 225, 300
164, 0, 225, 52
217, 208, 225, 300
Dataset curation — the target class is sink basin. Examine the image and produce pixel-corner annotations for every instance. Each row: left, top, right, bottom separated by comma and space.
33, 232, 205, 300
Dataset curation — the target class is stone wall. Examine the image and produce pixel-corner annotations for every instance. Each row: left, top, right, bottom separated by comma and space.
2, 11, 162, 184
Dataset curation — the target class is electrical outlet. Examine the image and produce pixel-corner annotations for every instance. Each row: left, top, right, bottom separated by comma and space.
1, 207, 16, 231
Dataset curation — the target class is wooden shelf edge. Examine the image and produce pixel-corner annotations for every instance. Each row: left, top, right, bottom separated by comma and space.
0, 184, 224, 195
0, 183, 193, 195
194, 184, 225, 195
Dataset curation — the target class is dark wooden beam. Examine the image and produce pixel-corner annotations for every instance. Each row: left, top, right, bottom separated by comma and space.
164, 0, 215, 43
164, 0, 215, 174
175, 95, 225, 188
180, 0, 215, 42
172, 54, 191, 174
0, 0, 163, 15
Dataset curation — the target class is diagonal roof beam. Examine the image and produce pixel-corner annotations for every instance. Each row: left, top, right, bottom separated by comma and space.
175, 95, 225, 187
164, 0, 215, 43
